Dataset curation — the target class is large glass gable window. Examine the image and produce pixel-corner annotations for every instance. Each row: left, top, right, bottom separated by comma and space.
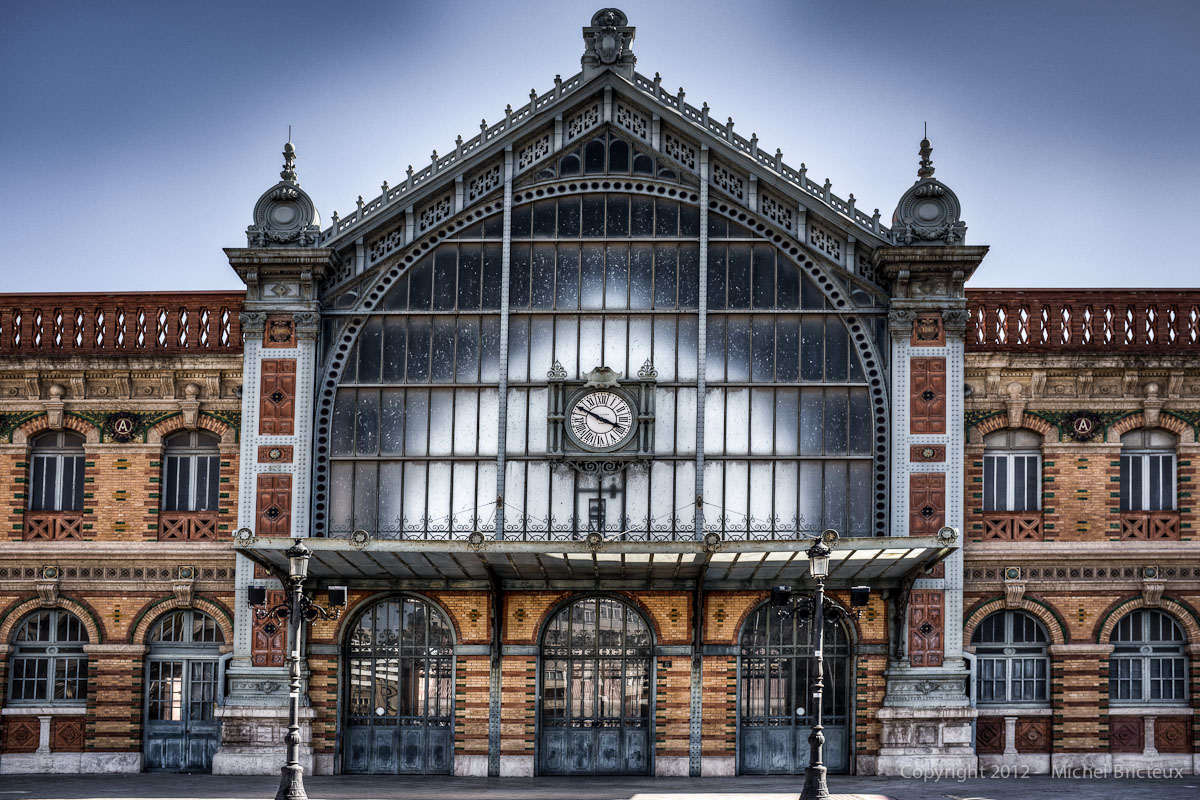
324, 146, 884, 541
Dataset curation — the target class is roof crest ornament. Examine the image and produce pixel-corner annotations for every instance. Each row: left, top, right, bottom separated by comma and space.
246, 138, 321, 248
582, 8, 635, 79
891, 129, 967, 246
917, 123, 934, 180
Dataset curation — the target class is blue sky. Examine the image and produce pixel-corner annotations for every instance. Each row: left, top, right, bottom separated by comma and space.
1, 0, 1197, 291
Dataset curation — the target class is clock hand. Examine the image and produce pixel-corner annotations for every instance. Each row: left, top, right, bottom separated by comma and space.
583, 407, 624, 433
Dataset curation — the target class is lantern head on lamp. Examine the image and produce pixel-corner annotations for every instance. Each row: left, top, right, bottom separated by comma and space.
286, 539, 311, 581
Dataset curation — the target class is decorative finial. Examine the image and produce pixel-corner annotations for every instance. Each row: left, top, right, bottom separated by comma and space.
918, 124, 934, 179
280, 139, 298, 184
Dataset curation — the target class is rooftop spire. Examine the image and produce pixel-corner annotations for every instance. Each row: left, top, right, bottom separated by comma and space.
281, 139, 298, 184
917, 125, 934, 180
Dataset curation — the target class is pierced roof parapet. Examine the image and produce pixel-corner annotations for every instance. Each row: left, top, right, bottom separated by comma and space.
317, 80, 892, 249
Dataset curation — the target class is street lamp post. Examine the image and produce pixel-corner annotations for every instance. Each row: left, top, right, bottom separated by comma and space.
800, 535, 832, 800
249, 539, 343, 800
771, 530, 869, 800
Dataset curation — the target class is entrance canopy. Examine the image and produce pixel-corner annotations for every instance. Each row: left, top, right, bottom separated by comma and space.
234, 535, 955, 590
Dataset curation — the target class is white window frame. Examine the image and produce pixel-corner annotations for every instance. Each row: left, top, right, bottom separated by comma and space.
1120, 430, 1176, 512
162, 431, 221, 512
27, 432, 85, 512
971, 610, 1050, 705
1109, 609, 1187, 704
982, 430, 1041, 513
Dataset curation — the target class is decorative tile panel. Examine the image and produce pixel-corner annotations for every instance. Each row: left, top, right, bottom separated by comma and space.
809, 224, 842, 261
712, 162, 744, 201
975, 716, 1003, 754
1015, 718, 1051, 753
909, 357, 947, 434
467, 165, 502, 203
252, 589, 286, 667
2, 717, 38, 753
565, 104, 601, 141
51, 717, 84, 752
760, 193, 794, 232
256, 473, 292, 537
258, 359, 296, 436
909, 472, 945, 536
663, 132, 697, 171
910, 315, 945, 347
909, 444, 946, 462
257, 445, 294, 463
262, 315, 295, 348
907, 589, 943, 667
418, 194, 452, 232
615, 103, 649, 140
1108, 716, 1143, 753
1154, 716, 1190, 753
516, 133, 551, 171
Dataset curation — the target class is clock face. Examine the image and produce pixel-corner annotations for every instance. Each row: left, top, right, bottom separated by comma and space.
566, 390, 636, 451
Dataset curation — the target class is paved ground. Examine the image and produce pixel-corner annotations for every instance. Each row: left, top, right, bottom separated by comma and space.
0, 773, 1197, 800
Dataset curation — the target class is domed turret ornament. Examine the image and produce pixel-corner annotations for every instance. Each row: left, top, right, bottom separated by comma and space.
892, 133, 967, 246
246, 139, 321, 247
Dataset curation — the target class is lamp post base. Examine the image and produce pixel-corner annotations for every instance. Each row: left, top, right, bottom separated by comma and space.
275, 763, 307, 800
800, 763, 829, 800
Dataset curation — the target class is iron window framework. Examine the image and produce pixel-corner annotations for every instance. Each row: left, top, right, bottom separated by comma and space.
981, 429, 1041, 513
971, 610, 1049, 704
27, 431, 85, 512
1119, 429, 1176, 512
1108, 609, 1187, 703
145, 610, 225, 725
7, 609, 89, 704
162, 431, 220, 512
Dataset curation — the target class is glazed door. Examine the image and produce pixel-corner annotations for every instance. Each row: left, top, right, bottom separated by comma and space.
144, 659, 221, 771
344, 597, 455, 774
539, 597, 652, 775
738, 604, 851, 774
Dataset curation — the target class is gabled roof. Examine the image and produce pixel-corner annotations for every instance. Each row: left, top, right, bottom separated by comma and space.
305, 11, 917, 297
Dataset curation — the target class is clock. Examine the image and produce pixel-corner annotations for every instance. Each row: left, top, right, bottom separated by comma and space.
565, 389, 637, 451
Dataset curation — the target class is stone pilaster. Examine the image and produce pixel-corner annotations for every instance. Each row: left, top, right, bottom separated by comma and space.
869, 244, 988, 775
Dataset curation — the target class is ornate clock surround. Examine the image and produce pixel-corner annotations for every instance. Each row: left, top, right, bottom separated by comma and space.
547, 361, 656, 477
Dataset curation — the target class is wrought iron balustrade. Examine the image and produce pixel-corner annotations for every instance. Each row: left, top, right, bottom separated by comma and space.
0, 292, 244, 356
966, 290, 1200, 353
23, 511, 83, 540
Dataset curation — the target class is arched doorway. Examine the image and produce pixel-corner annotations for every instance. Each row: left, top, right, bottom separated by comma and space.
143, 609, 224, 771
343, 596, 454, 774
538, 596, 653, 775
737, 601, 852, 774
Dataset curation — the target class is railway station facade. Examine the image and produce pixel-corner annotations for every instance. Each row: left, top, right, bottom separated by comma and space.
0, 8, 1197, 779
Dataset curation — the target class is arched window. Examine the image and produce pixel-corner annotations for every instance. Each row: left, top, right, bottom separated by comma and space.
28, 431, 85, 512
8, 609, 89, 703
971, 610, 1049, 704
1109, 609, 1187, 703
982, 429, 1041, 512
1120, 429, 1176, 512
162, 431, 220, 512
